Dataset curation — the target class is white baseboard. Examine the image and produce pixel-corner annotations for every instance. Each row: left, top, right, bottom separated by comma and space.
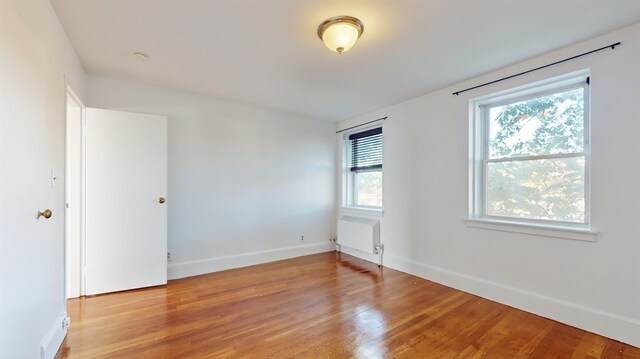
168, 244, 640, 346
40, 314, 69, 359
168, 242, 334, 280
380, 254, 640, 347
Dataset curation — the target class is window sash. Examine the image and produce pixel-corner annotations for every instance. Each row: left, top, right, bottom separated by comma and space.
349, 128, 382, 172
480, 83, 588, 161
352, 169, 383, 208
482, 154, 587, 224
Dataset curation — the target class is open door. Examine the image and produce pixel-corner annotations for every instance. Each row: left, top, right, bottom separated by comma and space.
84, 108, 167, 295
65, 88, 84, 299
1, 5, 69, 357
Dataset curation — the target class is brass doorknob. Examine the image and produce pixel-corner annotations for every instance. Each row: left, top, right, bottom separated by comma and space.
158, 197, 166, 204
38, 209, 52, 219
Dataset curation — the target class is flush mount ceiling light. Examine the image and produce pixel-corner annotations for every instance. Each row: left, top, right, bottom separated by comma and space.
317, 16, 364, 54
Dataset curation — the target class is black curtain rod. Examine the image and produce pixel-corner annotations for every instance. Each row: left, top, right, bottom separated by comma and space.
336, 116, 387, 134
452, 41, 621, 96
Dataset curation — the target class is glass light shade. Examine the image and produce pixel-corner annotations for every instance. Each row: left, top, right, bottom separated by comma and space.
322, 22, 359, 54
318, 17, 363, 54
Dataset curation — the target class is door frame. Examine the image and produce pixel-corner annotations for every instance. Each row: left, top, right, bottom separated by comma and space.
65, 83, 86, 298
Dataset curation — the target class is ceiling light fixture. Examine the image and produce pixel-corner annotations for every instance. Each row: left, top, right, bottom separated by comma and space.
317, 16, 364, 54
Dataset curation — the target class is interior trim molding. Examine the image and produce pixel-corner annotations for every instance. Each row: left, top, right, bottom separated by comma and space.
379, 254, 640, 348
40, 314, 68, 359
168, 242, 335, 280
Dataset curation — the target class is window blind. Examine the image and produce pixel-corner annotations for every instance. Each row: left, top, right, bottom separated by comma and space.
349, 127, 382, 172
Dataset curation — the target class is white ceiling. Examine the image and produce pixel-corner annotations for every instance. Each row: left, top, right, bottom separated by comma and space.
51, 0, 640, 121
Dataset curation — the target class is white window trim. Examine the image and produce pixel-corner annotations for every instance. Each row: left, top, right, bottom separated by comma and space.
341, 206, 384, 219
341, 122, 384, 210
468, 70, 594, 238
465, 218, 597, 242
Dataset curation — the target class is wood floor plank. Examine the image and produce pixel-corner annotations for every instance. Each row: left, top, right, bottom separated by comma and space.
55, 252, 640, 358
570, 332, 607, 359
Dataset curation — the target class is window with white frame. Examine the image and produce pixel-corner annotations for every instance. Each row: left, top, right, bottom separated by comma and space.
470, 72, 590, 227
344, 127, 383, 208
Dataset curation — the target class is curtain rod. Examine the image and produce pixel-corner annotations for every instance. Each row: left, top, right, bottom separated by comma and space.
452, 41, 621, 96
336, 116, 387, 134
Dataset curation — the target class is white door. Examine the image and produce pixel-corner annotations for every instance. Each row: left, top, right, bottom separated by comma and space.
65, 89, 83, 298
1, 7, 67, 357
85, 108, 167, 295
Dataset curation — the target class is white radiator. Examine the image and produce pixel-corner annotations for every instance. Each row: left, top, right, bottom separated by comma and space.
337, 216, 381, 257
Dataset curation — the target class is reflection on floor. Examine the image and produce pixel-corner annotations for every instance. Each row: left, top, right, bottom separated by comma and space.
57, 252, 638, 358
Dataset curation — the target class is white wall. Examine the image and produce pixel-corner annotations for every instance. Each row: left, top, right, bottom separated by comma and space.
86, 75, 336, 279
0, 1, 86, 358
337, 22, 640, 346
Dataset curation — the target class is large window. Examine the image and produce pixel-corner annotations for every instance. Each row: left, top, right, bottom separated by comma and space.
345, 127, 383, 208
470, 73, 590, 227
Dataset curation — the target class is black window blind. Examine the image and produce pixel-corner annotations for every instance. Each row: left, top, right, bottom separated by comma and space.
349, 127, 382, 172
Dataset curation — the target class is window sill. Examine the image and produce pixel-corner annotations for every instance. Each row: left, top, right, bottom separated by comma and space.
465, 218, 598, 242
341, 207, 384, 219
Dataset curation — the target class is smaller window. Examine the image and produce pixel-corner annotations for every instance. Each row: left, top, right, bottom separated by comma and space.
470, 72, 590, 228
345, 127, 383, 208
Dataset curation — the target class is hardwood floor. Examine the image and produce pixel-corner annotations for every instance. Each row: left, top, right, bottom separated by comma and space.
56, 252, 639, 358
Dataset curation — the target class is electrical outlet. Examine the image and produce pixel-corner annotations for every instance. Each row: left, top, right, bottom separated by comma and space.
167, 251, 172, 261
300, 234, 304, 241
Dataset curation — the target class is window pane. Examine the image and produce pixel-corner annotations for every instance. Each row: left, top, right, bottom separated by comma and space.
350, 129, 382, 171
354, 171, 382, 207
489, 87, 584, 159
486, 157, 585, 222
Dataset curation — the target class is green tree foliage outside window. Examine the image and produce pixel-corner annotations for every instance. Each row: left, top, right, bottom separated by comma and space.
485, 87, 586, 223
